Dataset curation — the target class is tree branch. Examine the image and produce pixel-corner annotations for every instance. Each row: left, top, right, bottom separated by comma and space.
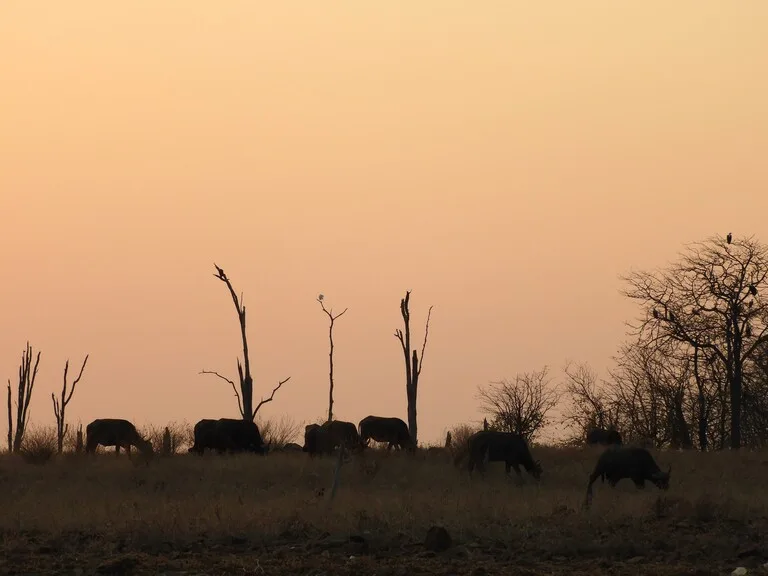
200, 369, 244, 417
252, 377, 291, 419
416, 305, 434, 377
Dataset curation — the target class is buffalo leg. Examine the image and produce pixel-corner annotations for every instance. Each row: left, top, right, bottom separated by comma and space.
632, 477, 646, 489
585, 471, 601, 508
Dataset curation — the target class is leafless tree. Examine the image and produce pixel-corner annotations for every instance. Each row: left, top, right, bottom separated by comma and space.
317, 294, 347, 422
7, 343, 41, 453
476, 366, 560, 442
622, 233, 768, 449
201, 263, 291, 420
394, 290, 433, 447
51, 354, 89, 454
560, 360, 617, 444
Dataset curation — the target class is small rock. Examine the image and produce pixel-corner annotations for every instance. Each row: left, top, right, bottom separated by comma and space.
627, 556, 645, 564
424, 526, 452, 553
96, 556, 139, 575
321, 550, 330, 558
733, 568, 748, 576
348, 534, 368, 553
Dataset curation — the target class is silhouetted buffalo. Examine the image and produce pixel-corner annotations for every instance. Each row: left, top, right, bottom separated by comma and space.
85, 418, 154, 458
188, 419, 217, 454
188, 418, 267, 455
303, 420, 362, 456
358, 415, 414, 451
467, 430, 542, 481
585, 446, 671, 507
586, 427, 623, 446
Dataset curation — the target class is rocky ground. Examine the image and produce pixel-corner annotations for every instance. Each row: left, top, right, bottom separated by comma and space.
3, 517, 767, 576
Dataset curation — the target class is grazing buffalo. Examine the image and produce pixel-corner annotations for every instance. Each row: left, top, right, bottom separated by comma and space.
358, 415, 414, 452
85, 418, 154, 458
303, 420, 362, 456
467, 430, 542, 481
586, 427, 623, 446
585, 446, 671, 507
188, 418, 267, 455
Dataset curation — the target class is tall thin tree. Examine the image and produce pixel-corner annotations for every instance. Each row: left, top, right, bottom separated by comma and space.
394, 290, 433, 447
201, 263, 291, 420
52, 354, 89, 454
317, 294, 347, 422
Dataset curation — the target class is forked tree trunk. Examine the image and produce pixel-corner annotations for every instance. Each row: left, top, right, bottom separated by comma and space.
395, 291, 433, 448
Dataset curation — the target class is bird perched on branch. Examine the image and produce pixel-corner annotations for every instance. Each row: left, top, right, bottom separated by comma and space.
727, 232, 732, 244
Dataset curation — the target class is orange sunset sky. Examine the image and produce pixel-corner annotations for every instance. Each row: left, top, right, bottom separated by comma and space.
1, 2, 767, 445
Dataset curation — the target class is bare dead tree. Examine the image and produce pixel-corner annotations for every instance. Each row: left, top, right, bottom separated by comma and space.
622, 233, 768, 449
561, 360, 617, 443
201, 263, 291, 420
7, 343, 41, 453
476, 366, 560, 442
317, 294, 347, 422
394, 290, 433, 447
51, 354, 89, 454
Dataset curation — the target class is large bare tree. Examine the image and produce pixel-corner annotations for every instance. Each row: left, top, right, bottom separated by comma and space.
317, 294, 347, 422
51, 354, 89, 454
201, 263, 290, 420
394, 290, 433, 447
622, 233, 768, 449
476, 366, 560, 442
7, 343, 41, 453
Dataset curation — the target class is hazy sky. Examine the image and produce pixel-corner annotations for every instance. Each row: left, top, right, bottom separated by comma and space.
1, 1, 767, 445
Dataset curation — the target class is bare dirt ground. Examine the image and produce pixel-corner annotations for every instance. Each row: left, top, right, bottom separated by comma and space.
1, 446, 766, 575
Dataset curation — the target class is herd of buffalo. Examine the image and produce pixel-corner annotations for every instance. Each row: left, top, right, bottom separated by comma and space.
83, 416, 672, 506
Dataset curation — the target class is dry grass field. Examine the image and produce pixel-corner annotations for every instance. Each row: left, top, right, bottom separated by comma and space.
2, 441, 768, 575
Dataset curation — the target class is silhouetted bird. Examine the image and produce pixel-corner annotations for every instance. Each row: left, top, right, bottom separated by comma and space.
746, 324, 753, 338
653, 309, 659, 319
668, 311, 676, 322
749, 285, 758, 296
727, 232, 732, 244
748, 300, 754, 309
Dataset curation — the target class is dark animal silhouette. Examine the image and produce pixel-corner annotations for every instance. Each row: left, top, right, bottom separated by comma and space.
188, 419, 217, 454
585, 446, 671, 507
85, 418, 154, 458
586, 427, 623, 446
302, 424, 323, 455
279, 442, 303, 452
466, 430, 542, 481
303, 420, 361, 456
358, 415, 414, 451
188, 418, 267, 455
727, 232, 732, 244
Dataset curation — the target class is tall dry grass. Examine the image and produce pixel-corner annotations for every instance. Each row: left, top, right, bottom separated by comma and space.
1, 439, 767, 558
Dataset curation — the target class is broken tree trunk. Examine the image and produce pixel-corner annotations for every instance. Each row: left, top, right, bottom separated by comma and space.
394, 291, 433, 447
